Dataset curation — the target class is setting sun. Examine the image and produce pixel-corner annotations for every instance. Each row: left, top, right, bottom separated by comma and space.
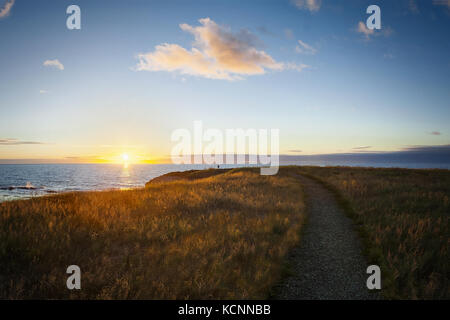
122, 153, 129, 162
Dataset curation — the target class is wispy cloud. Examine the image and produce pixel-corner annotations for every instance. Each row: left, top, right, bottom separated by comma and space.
39, 89, 48, 94
284, 28, 294, 40
356, 21, 393, 40
433, 0, 450, 9
0, 138, 45, 145
356, 21, 375, 39
401, 144, 450, 152
291, 0, 321, 12
295, 40, 317, 55
430, 131, 441, 135
136, 18, 307, 80
0, 0, 14, 19
352, 146, 372, 150
288, 149, 303, 153
383, 27, 394, 37
257, 26, 275, 37
285, 62, 309, 72
43, 59, 64, 71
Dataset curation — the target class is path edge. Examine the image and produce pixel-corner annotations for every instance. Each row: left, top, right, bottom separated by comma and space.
296, 169, 394, 299
268, 173, 310, 300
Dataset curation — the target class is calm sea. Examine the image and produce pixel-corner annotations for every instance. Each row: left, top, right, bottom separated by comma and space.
0, 164, 218, 202
0, 157, 449, 202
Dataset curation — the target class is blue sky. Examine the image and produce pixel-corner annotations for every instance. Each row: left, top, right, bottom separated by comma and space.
0, 0, 449, 163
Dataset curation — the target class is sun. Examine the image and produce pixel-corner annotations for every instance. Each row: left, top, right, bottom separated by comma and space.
122, 153, 129, 162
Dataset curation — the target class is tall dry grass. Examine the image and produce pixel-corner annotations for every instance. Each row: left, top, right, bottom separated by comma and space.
297, 166, 449, 299
0, 168, 304, 299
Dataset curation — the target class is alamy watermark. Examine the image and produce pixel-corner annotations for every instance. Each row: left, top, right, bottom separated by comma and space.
66, 265, 81, 290
366, 5, 381, 30
170, 121, 280, 175
366, 265, 381, 290
66, 5, 81, 30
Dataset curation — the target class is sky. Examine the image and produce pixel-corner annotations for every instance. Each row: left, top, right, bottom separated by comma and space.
0, 0, 449, 164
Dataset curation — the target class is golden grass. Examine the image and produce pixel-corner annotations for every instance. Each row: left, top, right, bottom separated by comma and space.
0, 168, 305, 299
296, 166, 450, 299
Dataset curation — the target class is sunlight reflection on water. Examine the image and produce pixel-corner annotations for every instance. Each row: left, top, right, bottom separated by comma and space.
0, 164, 215, 201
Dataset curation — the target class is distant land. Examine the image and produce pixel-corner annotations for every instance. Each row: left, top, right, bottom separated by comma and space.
1, 145, 449, 168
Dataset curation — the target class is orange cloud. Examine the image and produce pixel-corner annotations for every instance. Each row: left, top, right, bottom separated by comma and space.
0, 0, 14, 19
356, 21, 375, 39
292, 0, 321, 12
356, 21, 393, 40
136, 18, 304, 80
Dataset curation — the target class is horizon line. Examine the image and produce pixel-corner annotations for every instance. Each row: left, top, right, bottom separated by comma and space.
1, 146, 449, 165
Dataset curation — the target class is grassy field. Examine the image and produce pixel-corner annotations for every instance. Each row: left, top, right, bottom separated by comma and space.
1, 165, 448, 299
0, 168, 305, 299
297, 166, 450, 299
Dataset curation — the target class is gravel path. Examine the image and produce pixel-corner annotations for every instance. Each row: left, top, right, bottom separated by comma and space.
275, 174, 376, 299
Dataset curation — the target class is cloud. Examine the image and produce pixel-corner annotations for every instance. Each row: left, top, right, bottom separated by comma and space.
295, 40, 317, 55
401, 144, 450, 152
352, 146, 372, 150
292, 0, 321, 12
285, 62, 309, 72
0, 0, 14, 19
0, 138, 45, 145
284, 28, 294, 40
356, 21, 375, 39
356, 21, 393, 40
430, 131, 441, 135
39, 90, 48, 94
43, 59, 64, 70
383, 53, 395, 59
257, 26, 275, 37
433, 0, 450, 9
288, 149, 303, 153
382, 26, 394, 37
136, 18, 306, 80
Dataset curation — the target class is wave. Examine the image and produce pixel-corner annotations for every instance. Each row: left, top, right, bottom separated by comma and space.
0, 182, 38, 191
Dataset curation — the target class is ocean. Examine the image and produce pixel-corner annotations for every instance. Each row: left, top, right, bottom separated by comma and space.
0, 164, 218, 202
1, 156, 449, 202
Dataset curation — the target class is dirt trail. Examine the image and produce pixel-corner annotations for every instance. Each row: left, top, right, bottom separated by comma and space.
275, 174, 376, 299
